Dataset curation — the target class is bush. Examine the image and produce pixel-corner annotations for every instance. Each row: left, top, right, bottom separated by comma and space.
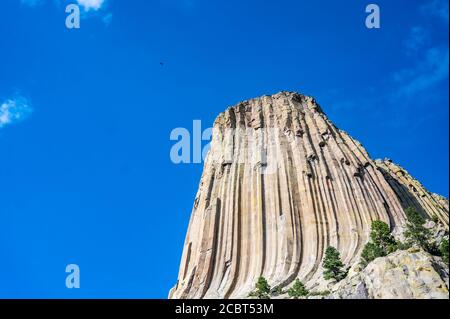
248, 277, 271, 299
404, 207, 436, 253
361, 220, 397, 266
287, 279, 309, 299
396, 240, 412, 250
322, 246, 347, 282
440, 239, 449, 265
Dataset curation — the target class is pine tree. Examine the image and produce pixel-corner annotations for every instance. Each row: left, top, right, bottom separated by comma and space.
322, 246, 347, 282
404, 207, 435, 253
440, 239, 449, 265
287, 278, 309, 299
361, 220, 397, 266
248, 276, 271, 299
370, 220, 397, 252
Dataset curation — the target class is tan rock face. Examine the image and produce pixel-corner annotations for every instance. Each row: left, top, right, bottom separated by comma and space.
375, 159, 449, 228
170, 92, 449, 299
328, 249, 449, 299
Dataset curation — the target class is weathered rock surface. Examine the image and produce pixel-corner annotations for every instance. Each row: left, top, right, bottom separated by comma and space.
169, 92, 449, 299
375, 159, 449, 228
325, 248, 449, 299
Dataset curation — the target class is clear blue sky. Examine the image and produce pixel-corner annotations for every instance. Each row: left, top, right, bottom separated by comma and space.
0, 0, 448, 298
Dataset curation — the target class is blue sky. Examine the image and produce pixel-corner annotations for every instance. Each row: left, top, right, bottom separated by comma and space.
0, 0, 448, 298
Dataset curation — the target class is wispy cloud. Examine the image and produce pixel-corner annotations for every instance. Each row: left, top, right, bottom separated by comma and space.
331, 0, 448, 122
0, 96, 33, 129
102, 12, 113, 26
20, 0, 112, 25
392, 0, 449, 99
77, 0, 105, 11
404, 26, 430, 55
392, 46, 449, 99
421, 0, 449, 22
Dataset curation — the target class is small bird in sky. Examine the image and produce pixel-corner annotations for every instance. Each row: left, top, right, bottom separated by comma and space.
160, 62, 164, 66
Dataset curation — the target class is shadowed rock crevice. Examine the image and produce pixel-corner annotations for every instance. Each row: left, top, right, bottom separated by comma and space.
375, 159, 449, 228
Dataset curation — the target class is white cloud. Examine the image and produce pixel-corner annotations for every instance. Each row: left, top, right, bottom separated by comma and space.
20, 0, 111, 25
77, 0, 105, 11
0, 97, 33, 129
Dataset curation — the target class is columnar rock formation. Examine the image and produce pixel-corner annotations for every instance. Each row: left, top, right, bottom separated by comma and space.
375, 159, 449, 228
169, 92, 449, 299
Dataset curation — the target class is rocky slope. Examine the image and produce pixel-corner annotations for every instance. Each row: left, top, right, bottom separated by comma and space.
169, 92, 449, 299
376, 159, 449, 228
315, 248, 449, 299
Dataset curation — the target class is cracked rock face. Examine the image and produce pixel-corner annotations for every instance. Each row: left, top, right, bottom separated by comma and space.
327, 249, 449, 299
169, 92, 449, 299
375, 159, 449, 229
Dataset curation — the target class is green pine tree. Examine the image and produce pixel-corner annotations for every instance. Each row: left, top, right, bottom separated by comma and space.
322, 246, 347, 282
287, 279, 309, 299
404, 207, 436, 253
361, 220, 397, 266
369, 220, 397, 252
440, 238, 449, 265
248, 276, 271, 299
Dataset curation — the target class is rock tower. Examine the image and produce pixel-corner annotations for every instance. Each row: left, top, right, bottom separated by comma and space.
170, 92, 449, 299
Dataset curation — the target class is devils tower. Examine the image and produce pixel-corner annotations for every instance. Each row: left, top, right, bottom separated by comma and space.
170, 92, 449, 299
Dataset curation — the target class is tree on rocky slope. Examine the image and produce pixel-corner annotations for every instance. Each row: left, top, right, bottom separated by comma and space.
287, 279, 309, 299
248, 277, 271, 299
361, 220, 398, 266
440, 238, 449, 265
323, 246, 347, 282
404, 207, 438, 254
